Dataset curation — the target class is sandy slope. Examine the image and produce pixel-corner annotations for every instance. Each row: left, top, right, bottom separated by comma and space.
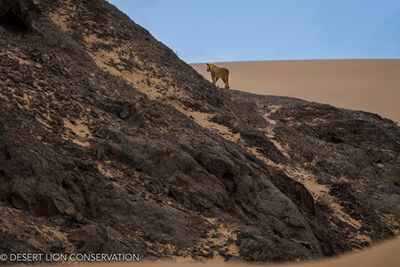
191, 60, 400, 123
145, 237, 400, 267
30, 237, 399, 267
145, 238, 400, 267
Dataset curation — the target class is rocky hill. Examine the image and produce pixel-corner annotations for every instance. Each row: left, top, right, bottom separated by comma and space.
0, 0, 399, 263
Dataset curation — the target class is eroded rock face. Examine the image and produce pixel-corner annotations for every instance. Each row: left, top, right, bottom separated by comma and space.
0, 0, 399, 263
0, 0, 41, 32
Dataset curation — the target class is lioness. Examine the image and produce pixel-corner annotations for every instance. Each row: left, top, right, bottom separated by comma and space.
206, 63, 230, 89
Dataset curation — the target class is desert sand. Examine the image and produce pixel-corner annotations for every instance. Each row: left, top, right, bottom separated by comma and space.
30, 237, 399, 267
141, 237, 400, 267
191, 60, 400, 123
168, 236, 400, 267
142, 237, 400, 267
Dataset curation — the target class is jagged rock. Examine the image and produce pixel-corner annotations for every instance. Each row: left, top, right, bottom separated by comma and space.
0, 0, 41, 32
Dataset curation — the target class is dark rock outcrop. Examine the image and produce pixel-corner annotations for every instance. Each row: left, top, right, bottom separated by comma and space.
0, 0, 41, 32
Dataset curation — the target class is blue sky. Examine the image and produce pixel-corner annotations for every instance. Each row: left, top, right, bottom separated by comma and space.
107, 0, 400, 63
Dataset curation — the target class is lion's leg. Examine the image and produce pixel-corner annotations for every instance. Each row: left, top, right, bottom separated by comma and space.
223, 76, 229, 89
211, 74, 217, 86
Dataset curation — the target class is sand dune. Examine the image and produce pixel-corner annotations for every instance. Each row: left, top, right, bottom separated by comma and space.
139, 237, 393, 267
31, 237, 399, 267
191, 60, 400, 123
275, 237, 400, 267
139, 237, 400, 267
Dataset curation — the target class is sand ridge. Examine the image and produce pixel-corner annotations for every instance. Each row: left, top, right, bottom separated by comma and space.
27, 237, 400, 267
191, 60, 400, 123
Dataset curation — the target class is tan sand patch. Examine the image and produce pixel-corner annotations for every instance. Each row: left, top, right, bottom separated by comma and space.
36, 117, 52, 130
6, 51, 31, 65
63, 118, 92, 147
261, 104, 290, 158
97, 162, 113, 178
49, 13, 69, 32
87, 47, 165, 100
63, 118, 91, 138
172, 103, 240, 143
49, 0, 76, 32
